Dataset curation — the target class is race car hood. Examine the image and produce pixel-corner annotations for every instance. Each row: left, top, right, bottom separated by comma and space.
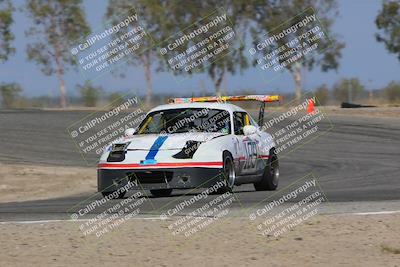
125, 132, 225, 150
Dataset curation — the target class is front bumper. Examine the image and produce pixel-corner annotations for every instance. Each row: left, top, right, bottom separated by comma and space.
97, 167, 224, 192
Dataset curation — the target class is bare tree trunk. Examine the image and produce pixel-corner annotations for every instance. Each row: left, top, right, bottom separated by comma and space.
214, 69, 225, 96
199, 80, 206, 96
55, 56, 67, 108
50, 12, 67, 109
292, 63, 302, 101
142, 53, 152, 108
58, 74, 67, 108
223, 76, 228, 95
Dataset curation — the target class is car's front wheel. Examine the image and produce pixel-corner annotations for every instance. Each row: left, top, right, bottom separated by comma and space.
217, 152, 236, 193
150, 189, 173, 197
254, 150, 279, 191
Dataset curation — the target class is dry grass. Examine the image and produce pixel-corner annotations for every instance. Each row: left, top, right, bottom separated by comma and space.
381, 244, 400, 254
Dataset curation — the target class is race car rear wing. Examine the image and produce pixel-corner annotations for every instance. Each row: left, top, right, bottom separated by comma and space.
168, 95, 280, 104
168, 95, 281, 126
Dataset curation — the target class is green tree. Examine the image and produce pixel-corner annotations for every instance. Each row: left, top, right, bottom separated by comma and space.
314, 84, 329, 106
0, 82, 21, 108
333, 78, 365, 103
0, 0, 14, 62
376, 1, 400, 60
142, 1, 251, 95
107, 1, 283, 97
250, 0, 344, 100
76, 81, 102, 107
25, 0, 90, 108
106, 0, 162, 108
383, 81, 400, 103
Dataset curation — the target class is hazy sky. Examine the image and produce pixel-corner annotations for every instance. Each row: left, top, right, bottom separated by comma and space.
0, 0, 399, 97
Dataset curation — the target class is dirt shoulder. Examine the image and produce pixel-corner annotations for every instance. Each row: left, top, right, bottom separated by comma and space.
0, 213, 399, 266
0, 163, 96, 203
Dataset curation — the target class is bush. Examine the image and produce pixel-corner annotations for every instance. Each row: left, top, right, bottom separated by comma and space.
76, 81, 102, 107
383, 81, 400, 103
108, 92, 124, 108
333, 78, 365, 102
314, 84, 330, 106
0, 83, 22, 108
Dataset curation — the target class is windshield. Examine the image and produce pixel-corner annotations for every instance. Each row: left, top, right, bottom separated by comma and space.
136, 108, 231, 135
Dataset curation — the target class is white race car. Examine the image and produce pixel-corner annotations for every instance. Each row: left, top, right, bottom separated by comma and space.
98, 95, 280, 198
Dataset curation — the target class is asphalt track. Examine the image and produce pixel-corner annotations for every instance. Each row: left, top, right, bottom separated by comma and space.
0, 109, 399, 222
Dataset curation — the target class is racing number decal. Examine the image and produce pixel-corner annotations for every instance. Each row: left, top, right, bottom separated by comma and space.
243, 141, 257, 170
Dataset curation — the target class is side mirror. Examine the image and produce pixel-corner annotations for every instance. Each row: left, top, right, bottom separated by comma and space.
124, 128, 136, 137
243, 125, 257, 136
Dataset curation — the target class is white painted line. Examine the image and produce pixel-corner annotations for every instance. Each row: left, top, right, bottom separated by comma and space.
1, 210, 400, 225
348, 210, 400, 216
0, 217, 165, 225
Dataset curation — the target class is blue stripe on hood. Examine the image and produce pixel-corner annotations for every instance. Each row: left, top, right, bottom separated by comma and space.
145, 135, 168, 160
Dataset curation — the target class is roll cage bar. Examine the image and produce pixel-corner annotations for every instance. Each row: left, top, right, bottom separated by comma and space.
168, 95, 281, 126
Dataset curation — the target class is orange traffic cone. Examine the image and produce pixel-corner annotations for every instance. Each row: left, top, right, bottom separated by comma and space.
307, 98, 315, 114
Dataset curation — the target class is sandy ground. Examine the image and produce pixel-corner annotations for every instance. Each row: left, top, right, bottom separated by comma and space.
0, 214, 399, 266
0, 163, 96, 203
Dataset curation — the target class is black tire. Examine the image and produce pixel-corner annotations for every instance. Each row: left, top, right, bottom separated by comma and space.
217, 152, 236, 194
150, 189, 173, 197
101, 190, 126, 199
254, 150, 279, 191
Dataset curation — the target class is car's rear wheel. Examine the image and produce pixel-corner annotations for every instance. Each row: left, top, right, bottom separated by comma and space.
150, 189, 173, 197
101, 190, 126, 199
217, 152, 236, 193
254, 150, 279, 191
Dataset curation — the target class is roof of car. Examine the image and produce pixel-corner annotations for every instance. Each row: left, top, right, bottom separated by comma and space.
148, 102, 247, 113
